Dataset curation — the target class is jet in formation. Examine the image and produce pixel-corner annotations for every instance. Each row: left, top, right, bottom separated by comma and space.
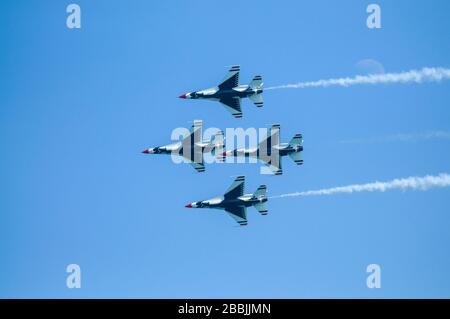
142, 120, 223, 173
223, 124, 304, 175
178, 65, 263, 118
185, 176, 268, 226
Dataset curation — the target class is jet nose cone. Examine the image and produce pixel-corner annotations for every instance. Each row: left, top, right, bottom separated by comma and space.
142, 149, 150, 154
185, 203, 193, 208
178, 93, 187, 99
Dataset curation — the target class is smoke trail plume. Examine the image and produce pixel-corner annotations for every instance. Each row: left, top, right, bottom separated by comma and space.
270, 173, 450, 199
265, 67, 450, 90
340, 131, 450, 144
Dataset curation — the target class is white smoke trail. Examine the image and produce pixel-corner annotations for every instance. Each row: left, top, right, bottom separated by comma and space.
340, 131, 450, 144
270, 173, 450, 199
265, 67, 450, 90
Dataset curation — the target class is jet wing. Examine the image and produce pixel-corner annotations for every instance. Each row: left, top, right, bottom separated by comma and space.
258, 124, 280, 170
189, 161, 205, 173
181, 147, 205, 172
225, 206, 248, 226
181, 120, 204, 170
259, 124, 280, 151
267, 124, 280, 147
224, 176, 245, 200
219, 97, 242, 118
264, 160, 283, 175
190, 119, 202, 136
218, 65, 240, 90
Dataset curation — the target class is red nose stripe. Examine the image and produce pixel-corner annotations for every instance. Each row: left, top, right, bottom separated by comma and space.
142, 149, 150, 154
178, 94, 187, 99
185, 203, 192, 208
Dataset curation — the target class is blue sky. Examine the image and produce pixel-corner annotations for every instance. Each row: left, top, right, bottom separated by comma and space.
1, 0, 450, 298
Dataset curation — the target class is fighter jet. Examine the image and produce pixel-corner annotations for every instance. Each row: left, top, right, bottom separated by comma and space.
178, 65, 263, 118
185, 176, 268, 226
142, 120, 224, 173
223, 124, 304, 175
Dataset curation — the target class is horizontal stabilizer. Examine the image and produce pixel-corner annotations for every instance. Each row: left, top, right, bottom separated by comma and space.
288, 151, 303, 165
254, 202, 268, 215
254, 185, 267, 198
249, 93, 264, 108
288, 134, 304, 165
289, 133, 303, 147
249, 75, 263, 89
254, 185, 268, 215
208, 130, 225, 149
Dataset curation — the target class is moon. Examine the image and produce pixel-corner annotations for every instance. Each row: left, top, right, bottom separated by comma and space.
355, 59, 385, 75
